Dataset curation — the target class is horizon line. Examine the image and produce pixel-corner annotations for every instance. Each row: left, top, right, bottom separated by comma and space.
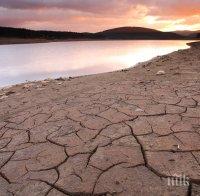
1, 25, 199, 34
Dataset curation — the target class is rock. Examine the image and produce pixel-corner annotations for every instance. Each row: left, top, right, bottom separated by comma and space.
45, 78, 53, 81
36, 88, 45, 91
5, 91, 15, 96
1, 86, 12, 90
173, 72, 181, 75
156, 70, 165, 75
0, 93, 5, 96
135, 108, 144, 112
55, 77, 66, 81
41, 81, 48, 86
23, 83, 34, 89
0, 95, 8, 100
121, 69, 128, 72
41, 80, 49, 84
170, 66, 179, 70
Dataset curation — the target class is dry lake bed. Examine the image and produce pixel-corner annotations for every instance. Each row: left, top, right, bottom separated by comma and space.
0, 42, 199, 195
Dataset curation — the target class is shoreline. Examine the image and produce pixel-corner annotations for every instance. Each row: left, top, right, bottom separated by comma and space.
0, 41, 198, 90
0, 41, 199, 195
0, 37, 198, 45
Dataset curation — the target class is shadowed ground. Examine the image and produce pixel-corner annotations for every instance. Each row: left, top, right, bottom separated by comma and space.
0, 42, 199, 195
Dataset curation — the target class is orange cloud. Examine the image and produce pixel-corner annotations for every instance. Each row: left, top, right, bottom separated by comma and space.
0, 0, 199, 32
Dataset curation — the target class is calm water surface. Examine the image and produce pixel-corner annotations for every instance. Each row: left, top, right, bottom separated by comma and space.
0, 40, 190, 87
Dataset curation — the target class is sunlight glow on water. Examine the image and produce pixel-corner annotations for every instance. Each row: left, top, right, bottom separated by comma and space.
0, 40, 190, 86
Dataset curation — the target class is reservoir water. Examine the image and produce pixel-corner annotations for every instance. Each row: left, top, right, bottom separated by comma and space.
0, 40, 190, 87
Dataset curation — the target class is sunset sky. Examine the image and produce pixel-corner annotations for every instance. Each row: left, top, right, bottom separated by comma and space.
0, 0, 199, 32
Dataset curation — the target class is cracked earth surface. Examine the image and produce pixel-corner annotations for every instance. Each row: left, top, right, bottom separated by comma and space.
0, 42, 199, 195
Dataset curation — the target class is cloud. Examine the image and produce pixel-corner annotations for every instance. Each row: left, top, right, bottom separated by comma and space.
0, 0, 199, 31
0, 0, 133, 15
0, 0, 199, 16
149, 1, 200, 18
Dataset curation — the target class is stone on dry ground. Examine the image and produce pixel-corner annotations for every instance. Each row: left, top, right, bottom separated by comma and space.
0, 42, 199, 195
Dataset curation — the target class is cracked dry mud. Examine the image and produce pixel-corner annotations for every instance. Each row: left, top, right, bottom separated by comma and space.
0, 42, 200, 196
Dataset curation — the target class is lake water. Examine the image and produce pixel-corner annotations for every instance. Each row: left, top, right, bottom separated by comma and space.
0, 40, 191, 87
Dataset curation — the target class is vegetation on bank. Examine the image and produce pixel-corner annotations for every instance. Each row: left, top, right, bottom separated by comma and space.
0, 26, 199, 41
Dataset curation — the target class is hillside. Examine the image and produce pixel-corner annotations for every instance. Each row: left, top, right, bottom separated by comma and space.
0, 26, 197, 43
97, 26, 184, 40
99, 27, 159, 34
195, 33, 200, 38
0, 26, 100, 40
173, 30, 200, 38
190, 32, 200, 39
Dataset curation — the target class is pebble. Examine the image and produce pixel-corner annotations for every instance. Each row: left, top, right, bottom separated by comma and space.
5, 91, 15, 96
169, 159, 175, 162
0, 93, 5, 96
37, 88, 45, 91
41, 81, 48, 86
23, 83, 34, 89
0, 95, 8, 100
156, 70, 165, 75
135, 108, 143, 112
56, 77, 66, 81
173, 144, 180, 150
173, 72, 181, 75
1, 85, 12, 90
45, 78, 53, 81
41, 80, 49, 84
121, 69, 128, 72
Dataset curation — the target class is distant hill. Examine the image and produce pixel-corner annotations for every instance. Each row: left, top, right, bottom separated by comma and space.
173, 30, 196, 36
0, 26, 198, 42
195, 33, 200, 38
97, 27, 184, 40
0, 26, 100, 40
189, 32, 200, 39
172, 30, 200, 38
99, 27, 159, 34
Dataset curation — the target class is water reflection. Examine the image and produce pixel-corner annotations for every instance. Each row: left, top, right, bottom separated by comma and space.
0, 40, 190, 86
